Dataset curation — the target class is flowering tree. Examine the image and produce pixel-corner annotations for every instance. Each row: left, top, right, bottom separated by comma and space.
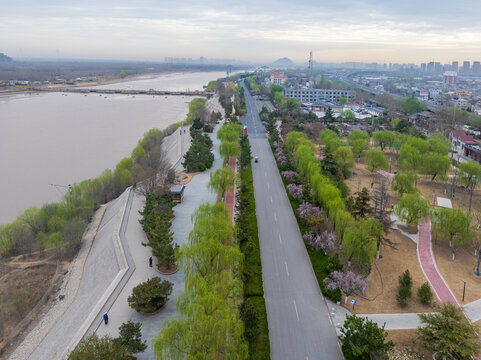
275, 147, 287, 165
273, 141, 282, 149
297, 202, 321, 222
281, 171, 299, 182
324, 271, 367, 304
287, 184, 303, 200
303, 231, 336, 254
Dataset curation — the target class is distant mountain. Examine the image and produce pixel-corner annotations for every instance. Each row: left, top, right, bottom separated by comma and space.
0, 53, 12, 62
271, 57, 297, 68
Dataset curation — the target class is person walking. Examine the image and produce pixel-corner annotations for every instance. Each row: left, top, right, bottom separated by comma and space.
103, 313, 108, 325
149, 257, 153, 267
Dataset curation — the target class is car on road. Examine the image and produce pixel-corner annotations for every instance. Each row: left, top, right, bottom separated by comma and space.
254, 156, 258, 163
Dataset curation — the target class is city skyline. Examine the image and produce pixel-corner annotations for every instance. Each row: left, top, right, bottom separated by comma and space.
2, 0, 481, 63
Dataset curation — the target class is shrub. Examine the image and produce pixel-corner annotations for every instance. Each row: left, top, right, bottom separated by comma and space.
240, 298, 259, 342
287, 184, 303, 200
128, 277, 173, 313
303, 231, 336, 254
397, 269, 413, 307
114, 321, 147, 355
297, 202, 320, 222
417, 282, 433, 305
327, 253, 344, 273
281, 170, 299, 182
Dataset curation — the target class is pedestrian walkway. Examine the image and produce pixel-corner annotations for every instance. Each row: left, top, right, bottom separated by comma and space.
418, 219, 459, 306
97, 124, 223, 360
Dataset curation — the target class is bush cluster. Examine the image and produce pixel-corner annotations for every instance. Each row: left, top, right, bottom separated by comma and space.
128, 277, 173, 313
397, 269, 413, 307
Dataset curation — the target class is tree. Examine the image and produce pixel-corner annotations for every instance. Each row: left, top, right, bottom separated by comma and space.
340, 315, 394, 360
365, 149, 389, 173
394, 192, 430, 227
396, 269, 413, 307
350, 188, 372, 219
334, 146, 355, 171
339, 96, 347, 105
115, 321, 147, 355
182, 133, 213, 172
209, 166, 235, 200
392, 172, 417, 197
219, 140, 240, 159
343, 218, 381, 266
128, 277, 173, 313
436, 208, 473, 260
458, 161, 481, 212
417, 303, 480, 359
351, 139, 368, 159
323, 107, 335, 124
420, 153, 451, 182
401, 97, 427, 115
348, 129, 369, 143
68, 334, 130, 360
373, 130, 395, 150
240, 298, 259, 342
340, 109, 355, 121
399, 144, 421, 171
320, 129, 341, 152
417, 282, 433, 305
324, 271, 367, 304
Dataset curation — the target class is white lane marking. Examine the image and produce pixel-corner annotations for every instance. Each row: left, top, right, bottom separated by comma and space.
293, 300, 300, 321
274, 212, 277, 222
270, 195, 273, 203
285, 262, 290, 277
279, 233, 282, 244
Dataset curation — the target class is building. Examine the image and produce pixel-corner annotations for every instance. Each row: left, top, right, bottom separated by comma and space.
462, 61, 471, 74
473, 61, 481, 75
450, 130, 479, 153
434, 62, 443, 73
444, 71, 457, 85
284, 88, 355, 103
452, 61, 459, 72
270, 71, 287, 85
427, 61, 435, 73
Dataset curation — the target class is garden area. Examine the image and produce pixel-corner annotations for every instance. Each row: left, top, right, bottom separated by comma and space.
257, 81, 481, 358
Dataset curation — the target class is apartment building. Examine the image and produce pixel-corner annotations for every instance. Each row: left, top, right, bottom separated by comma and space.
284, 88, 355, 103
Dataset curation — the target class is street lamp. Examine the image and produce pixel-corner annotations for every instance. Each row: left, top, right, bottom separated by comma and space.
462, 280, 466, 302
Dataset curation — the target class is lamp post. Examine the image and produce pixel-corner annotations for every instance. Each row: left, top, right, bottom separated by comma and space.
462, 280, 466, 302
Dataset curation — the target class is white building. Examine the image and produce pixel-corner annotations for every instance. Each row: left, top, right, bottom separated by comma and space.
284, 88, 355, 103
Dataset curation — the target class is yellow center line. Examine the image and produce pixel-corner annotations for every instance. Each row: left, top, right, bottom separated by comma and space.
265, 171, 267, 177
274, 212, 277, 222
285, 261, 290, 277
267, 182, 270, 189
278, 233, 282, 244
270, 195, 273, 203
293, 300, 300, 321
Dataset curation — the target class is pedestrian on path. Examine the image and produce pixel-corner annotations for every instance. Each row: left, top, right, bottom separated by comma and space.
103, 313, 108, 325
149, 257, 153, 267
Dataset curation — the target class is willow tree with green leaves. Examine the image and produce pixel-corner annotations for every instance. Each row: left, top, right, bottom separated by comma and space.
343, 218, 381, 266
217, 122, 243, 142
209, 166, 236, 200
458, 161, 481, 212
392, 171, 418, 197
365, 149, 389, 173
153, 203, 247, 359
394, 192, 430, 227
435, 207, 473, 260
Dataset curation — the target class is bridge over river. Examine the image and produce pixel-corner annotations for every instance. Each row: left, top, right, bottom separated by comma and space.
30, 87, 212, 97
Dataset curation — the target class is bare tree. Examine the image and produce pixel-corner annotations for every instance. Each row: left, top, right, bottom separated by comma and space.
137, 141, 173, 196
372, 178, 390, 226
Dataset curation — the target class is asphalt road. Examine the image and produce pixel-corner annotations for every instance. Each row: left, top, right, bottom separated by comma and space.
240, 83, 344, 360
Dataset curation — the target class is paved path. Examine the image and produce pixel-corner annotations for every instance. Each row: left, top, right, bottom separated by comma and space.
418, 219, 459, 306
96, 124, 223, 359
241, 82, 343, 360
26, 189, 130, 360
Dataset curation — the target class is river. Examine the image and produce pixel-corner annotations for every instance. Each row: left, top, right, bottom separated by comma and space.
0, 71, 228, 224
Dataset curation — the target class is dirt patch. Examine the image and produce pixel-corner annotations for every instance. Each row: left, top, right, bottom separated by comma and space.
0, 257, 57, 342
398, 224, 418, 235
386, 329, 432, 359
432, 240, 481, 304
177, 171, 196, 185
156, 263, 179, 275
346, 230, 434, 314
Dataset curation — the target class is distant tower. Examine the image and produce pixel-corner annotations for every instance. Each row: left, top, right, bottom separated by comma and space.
308, 51, 313, 73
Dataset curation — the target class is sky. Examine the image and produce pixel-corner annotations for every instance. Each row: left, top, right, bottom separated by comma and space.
1, 0, 481, 64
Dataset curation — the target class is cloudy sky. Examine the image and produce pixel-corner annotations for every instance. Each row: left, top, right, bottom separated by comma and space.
2, 0, 481, 64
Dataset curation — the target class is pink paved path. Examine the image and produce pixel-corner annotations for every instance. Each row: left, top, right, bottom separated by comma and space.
417, 219, 459, 306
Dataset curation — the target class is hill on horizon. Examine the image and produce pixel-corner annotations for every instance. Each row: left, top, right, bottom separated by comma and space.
0, 53, 12, 62
271, 57, 297, 68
